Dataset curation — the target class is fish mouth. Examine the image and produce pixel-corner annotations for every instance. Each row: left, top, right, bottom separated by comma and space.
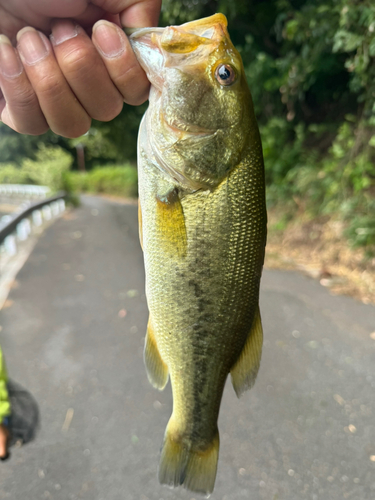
125, 27, 164, 39
126, 14, 228, 47
127, 14, 229, 91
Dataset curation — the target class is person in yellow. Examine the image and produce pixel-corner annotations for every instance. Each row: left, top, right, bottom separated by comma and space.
0, 347, 11, 460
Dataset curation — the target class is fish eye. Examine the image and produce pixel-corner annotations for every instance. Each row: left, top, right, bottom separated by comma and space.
215, 64, 236, 86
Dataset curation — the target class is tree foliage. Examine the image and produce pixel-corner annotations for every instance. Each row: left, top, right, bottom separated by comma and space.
0, 0, 374, 250
21, 145, 73, 191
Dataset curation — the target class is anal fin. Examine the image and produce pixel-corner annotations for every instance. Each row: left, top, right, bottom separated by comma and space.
144, 318, 169, 390
230, 305, 263, 398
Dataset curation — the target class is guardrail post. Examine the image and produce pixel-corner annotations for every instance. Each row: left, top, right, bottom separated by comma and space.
24, 218, 31, 236
51, 201, 60, 217
58, 199, 66, 213
17, 220, 28, 241
32, 210, 43, 227
42, 205, 52, 221
4, 235, 17, 256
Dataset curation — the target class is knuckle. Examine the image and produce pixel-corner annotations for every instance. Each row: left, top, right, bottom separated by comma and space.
25, 125, 49, 135
124, 90, 149, 107
118, 62, 140, 82
36, 75, 64, 101
115, 65, 150, 105
11, 88, 39, 113
92, 97, 123, 122
54, 118, 91, 139
5, 88, 49, 135
62, 46, 95, 75
18, 123, 49, 136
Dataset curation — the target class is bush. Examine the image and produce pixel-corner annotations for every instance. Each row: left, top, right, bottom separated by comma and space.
0, 164, 30, 184
65, 166, 138, 198
21, 145, 73, 192
64, 171, 89, 193
0, 146, 73, 193
271, 116, 375, 254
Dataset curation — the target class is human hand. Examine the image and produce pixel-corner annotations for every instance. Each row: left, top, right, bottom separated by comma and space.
0, 423, 9, 460
0, 0, 161, 137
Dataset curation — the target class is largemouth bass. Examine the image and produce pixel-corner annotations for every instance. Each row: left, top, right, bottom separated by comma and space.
128, 13, 267, 496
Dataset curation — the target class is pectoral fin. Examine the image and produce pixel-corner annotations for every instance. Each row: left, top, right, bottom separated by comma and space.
156, 188, 187, 258
144, 318, 169, 390
230, 306, 263, 398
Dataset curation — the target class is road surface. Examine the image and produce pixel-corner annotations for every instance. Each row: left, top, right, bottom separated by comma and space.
0, 196, 374, 500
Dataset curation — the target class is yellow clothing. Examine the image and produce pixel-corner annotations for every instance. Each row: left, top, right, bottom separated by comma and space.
0, 347, 11, 423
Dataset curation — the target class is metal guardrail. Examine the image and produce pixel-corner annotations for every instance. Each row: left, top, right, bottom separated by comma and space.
0, 191, 66, 257
0, 184, 50, 198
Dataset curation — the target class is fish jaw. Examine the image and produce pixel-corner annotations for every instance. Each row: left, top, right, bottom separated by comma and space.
128, 28, 165, 92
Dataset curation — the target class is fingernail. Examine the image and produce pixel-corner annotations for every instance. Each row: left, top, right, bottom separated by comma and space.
17, 27, 48, 65
0, 35, 23, 78
50, 20, 79, 46
93, 21, 125, 58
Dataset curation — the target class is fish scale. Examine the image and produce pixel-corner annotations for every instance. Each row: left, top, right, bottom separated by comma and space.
129, 13, 267, 496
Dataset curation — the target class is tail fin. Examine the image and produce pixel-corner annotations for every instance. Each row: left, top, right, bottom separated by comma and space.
158, 418, 219, 496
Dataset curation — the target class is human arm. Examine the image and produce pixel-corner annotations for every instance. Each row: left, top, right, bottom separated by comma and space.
0, 347, 10, 460
0, 348, 10, 423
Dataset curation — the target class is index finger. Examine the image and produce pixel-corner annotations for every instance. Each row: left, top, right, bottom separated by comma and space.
92, 1, 161, 106
119, 0, 162, 27
91, 0, 161, 27
92, 20, 149, 105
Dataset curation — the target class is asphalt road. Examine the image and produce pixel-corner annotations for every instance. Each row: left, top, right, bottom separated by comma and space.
0, 195, 374, 500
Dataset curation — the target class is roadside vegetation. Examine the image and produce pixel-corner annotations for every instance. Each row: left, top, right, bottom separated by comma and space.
0, 146, 138, 199
64, 166, 138, 198
0, 0, 374, 294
